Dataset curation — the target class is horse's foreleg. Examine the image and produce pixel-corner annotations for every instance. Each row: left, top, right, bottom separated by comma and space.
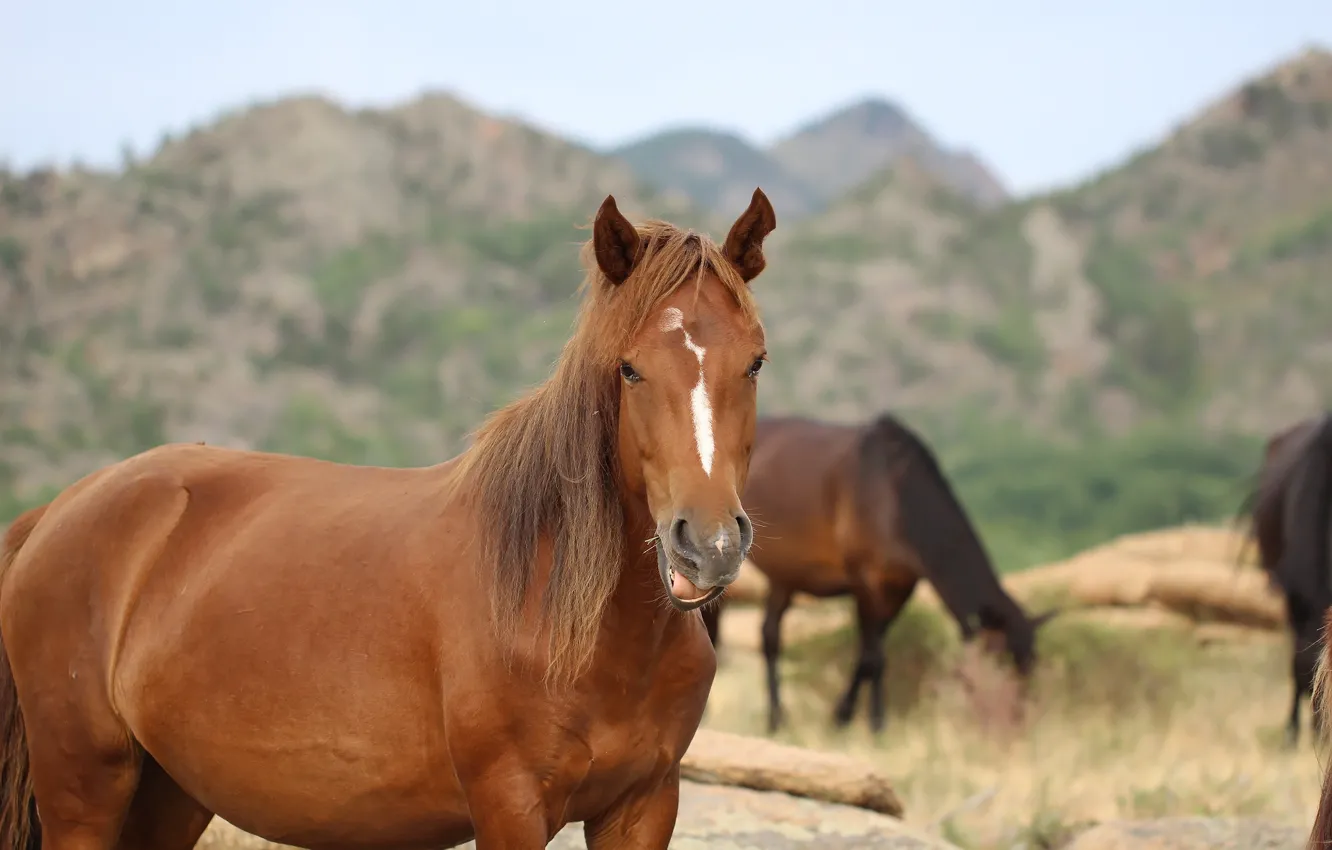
862, 581, 917, 734
833, 577, 915, 734
832, 577, 884, 730
760, 584, 795, 734
582, 766, 681, 850
462, 765, 555, 849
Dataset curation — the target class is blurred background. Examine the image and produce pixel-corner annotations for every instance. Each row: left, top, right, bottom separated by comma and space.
4, 3, 1332, 847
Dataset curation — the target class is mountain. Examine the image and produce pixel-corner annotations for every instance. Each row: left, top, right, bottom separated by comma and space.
610, 128, 823, 219
607, 98, 1009, 220
751, 46, 1332, 438
2, 47, 1330, 566
0, 91, 698, 514
768, 97, 1009, 210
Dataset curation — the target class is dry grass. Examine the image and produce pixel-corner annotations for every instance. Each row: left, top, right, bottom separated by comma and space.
703, 587, 1323, 849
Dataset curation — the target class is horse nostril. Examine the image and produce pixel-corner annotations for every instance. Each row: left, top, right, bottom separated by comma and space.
670, 517, 692, 555
735, 512, 752, 545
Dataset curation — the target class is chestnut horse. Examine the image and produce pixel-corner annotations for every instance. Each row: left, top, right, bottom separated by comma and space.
1304, 610, 1332, 848
701, 413, 1056, 733
1237, 410, 1332, 746
0, 189, 777, 850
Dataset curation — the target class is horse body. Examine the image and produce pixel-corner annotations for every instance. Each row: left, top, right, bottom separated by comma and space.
1242, 410, 1332, 746
734, 419, 879, 598
702, 413, 1054, 734
0, 190, 777, 850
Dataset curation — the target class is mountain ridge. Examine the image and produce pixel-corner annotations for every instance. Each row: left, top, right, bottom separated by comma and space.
606, 95, 1009, 220
2, 45, 1330, 567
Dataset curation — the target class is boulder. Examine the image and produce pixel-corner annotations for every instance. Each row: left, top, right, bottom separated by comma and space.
195, 728, 925, 849
199, 781, 953, 850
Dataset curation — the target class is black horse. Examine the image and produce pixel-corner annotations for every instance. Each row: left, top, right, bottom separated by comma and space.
1239, 410, 1332, 746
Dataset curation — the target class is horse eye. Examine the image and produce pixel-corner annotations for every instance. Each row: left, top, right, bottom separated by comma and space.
747, 358, 764, 378
619, 362, 641, 383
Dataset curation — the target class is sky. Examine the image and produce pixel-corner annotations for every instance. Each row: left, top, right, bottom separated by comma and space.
2, 0, 1329, 197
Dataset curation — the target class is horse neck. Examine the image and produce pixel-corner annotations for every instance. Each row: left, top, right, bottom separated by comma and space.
599, 494, 679, 649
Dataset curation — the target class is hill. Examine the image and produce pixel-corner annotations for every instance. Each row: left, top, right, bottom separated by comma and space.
610, 128, 823, 218
607, 97, 1008, 220
3, 47, 1331, 569
0, 91, 699, 516
748, 46, 1332, 439
768, 97, 1008, 210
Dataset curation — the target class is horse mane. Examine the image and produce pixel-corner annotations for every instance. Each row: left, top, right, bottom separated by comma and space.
448, 218, 760, 683
855, 412, 1024, 636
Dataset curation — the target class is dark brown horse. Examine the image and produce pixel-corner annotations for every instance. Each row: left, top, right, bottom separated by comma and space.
0, 189, 777, 850
1237, 410, 1332, 747
700, 413, 1056, 734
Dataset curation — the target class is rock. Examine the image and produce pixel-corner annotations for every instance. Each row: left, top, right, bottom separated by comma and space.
196, 782, 953, 850
198, 820, 296, 849
196, 728, 916, 848
1065, 816, 1307, 850
518, 782, 953, 849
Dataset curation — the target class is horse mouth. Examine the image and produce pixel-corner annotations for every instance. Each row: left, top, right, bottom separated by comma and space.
655, 543, 725, 612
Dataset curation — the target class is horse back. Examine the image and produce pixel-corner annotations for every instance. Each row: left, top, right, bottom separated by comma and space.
0, 442, 468, 708
742, 418, 881, 593
1255, 416, 1328, 573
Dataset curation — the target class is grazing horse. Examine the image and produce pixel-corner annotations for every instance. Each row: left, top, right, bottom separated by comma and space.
700, 413, 1056, 733
0, 189, 777, 850
1238, 410, 1332, 746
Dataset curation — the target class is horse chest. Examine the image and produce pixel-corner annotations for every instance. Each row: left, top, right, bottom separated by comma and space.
555, 646, 711, 821
552, 702, 687, 822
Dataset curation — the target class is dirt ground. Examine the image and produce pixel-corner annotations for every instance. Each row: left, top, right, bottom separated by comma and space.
700, 524, 1325, 850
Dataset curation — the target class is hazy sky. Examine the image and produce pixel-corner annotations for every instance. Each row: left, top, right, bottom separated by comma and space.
2, 1, 1328, 196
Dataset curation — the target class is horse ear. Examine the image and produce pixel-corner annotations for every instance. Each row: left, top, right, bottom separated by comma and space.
1030, 608, 1061, 630
722, 187, 777, 283
593, 194, 641, 285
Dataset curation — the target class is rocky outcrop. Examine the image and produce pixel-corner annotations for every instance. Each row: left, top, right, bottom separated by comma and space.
198, 781, 951, 850
484, 782, 953, 849
194, 727, 926, 849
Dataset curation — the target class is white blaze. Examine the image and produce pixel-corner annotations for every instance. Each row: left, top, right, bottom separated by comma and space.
659, 307, 715, 476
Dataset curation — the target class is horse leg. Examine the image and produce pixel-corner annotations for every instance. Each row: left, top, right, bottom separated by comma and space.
833, 580, 915, 734
761, 584, 795, 734
115, 757, 214, 850
583, 766, 681, 849
832, 583, 885, 730
26, 724, 142, 850
863, 581, 917, 734
1287, 675, 1303, 748
462, 761, 557, 848
1289, 623, 1322, 747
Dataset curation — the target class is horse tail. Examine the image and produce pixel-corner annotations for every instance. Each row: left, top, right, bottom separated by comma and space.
0, 505, 47, 850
